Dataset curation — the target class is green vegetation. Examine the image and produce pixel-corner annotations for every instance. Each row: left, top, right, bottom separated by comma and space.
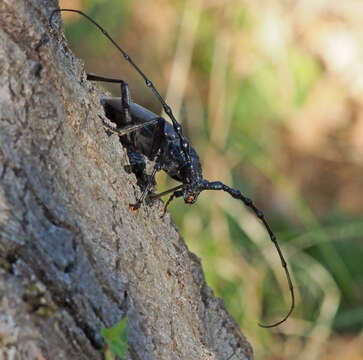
101, 317, 129, 360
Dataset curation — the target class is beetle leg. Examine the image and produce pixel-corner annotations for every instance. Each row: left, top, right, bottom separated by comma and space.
87, 73, 132, 124
99, 115, 160, 137
160, 190, 183, 218
129, 162, 162, 211
149, 185, 184, 200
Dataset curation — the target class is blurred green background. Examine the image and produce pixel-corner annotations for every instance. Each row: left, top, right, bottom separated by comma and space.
59, 0, 363, 358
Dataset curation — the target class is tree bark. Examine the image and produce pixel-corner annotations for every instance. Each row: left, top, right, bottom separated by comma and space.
0, 1, 253, 359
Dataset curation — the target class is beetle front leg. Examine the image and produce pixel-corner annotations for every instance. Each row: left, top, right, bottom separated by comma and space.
160, 190, 183, 217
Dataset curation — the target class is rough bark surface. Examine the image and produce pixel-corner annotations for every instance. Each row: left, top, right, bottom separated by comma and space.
0, 1, 253, 359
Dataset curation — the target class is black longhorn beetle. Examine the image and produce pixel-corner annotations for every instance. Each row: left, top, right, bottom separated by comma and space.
49, 8, 294, 328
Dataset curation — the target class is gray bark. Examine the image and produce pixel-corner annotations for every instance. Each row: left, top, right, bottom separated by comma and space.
0, 0, 253, 359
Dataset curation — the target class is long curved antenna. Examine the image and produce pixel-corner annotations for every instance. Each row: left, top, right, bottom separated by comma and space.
48, 8, 191, 162
203, 181, 295, 327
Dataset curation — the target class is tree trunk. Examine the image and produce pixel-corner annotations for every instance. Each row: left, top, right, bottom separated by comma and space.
0, 1, 253, 359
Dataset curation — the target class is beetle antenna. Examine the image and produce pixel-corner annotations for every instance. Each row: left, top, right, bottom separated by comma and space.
49, 8, 191, 162
202, 181, 294, 327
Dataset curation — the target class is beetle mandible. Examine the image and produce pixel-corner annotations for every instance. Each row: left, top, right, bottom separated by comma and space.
49, 8, 294, 328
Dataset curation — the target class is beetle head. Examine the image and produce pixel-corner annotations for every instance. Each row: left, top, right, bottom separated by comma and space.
182, 184, 200, 204
182, 179, 210, 204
